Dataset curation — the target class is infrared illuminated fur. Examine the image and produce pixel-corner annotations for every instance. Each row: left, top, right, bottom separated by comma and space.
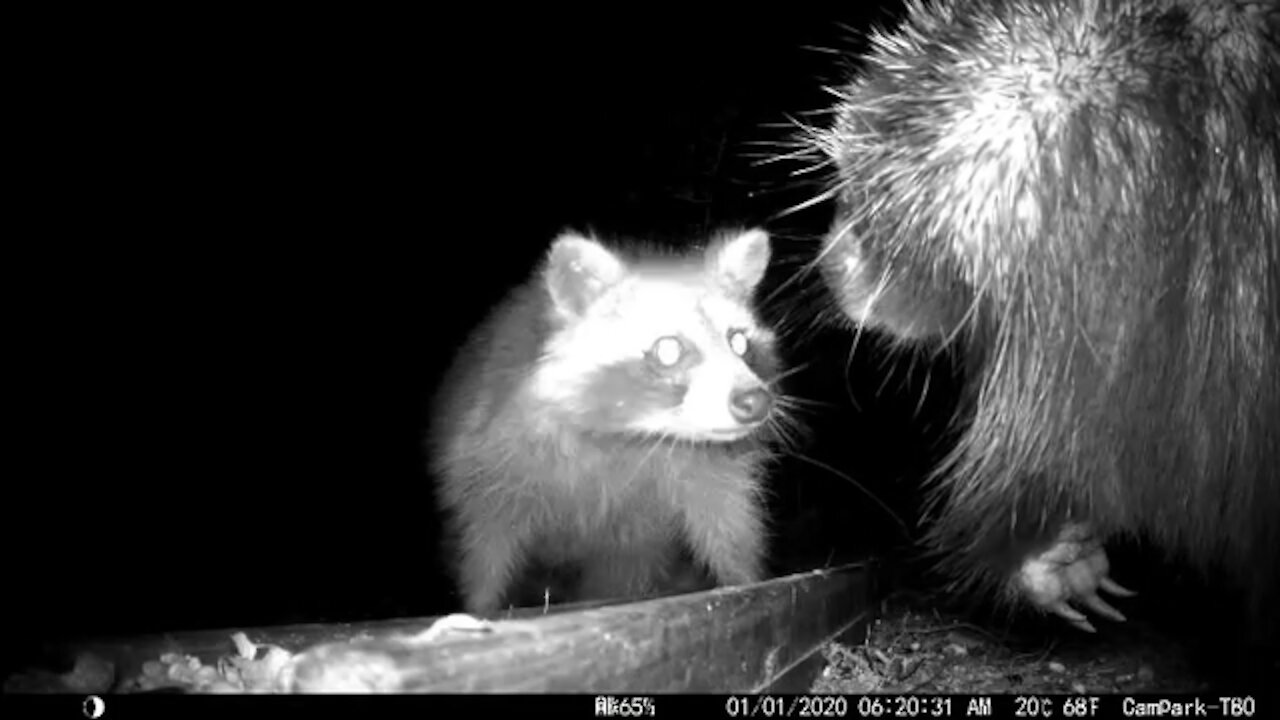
428, 228, 787, 616
803, 0, 1280, 640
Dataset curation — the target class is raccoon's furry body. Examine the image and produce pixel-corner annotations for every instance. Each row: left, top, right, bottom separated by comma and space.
429, 228, 781, 616
805, 0, 1280, 648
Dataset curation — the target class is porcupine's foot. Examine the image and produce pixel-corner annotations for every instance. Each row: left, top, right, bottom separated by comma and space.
1015, 522, 1138, 633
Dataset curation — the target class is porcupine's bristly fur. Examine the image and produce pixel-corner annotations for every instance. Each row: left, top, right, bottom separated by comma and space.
427, 228, 790, 616
804, 0, 1280, 644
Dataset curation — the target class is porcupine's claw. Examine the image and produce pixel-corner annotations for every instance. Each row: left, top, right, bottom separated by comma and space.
1099, 576, 1138, 598
1049, 578, 1132, 632
1050, 603, 1097, 633
1017, 522, 1138, 633
1079, 591, 1127, 624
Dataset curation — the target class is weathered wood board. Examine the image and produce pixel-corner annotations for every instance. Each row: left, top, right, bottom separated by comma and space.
4, 561, 877, 694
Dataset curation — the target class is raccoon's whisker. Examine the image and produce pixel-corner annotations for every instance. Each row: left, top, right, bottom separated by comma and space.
773, 393, 810, 415
657, 432, 681, 466
766, 413, 805, 454
627, 434, 669, 487
774, 394, 830, 414
781, 450, 910, 542
768, 361, 813, 386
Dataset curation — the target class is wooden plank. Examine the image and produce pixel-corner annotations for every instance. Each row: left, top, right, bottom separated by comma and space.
294, 561, 877, 693
5, 561, 878, 694
2, 599, 615, 694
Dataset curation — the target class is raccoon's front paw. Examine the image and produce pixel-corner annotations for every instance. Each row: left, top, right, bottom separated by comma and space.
1015, 522, 1137, 633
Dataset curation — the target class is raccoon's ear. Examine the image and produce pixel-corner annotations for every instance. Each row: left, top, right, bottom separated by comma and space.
711, 228, 771, 296
545, 233, 628, 318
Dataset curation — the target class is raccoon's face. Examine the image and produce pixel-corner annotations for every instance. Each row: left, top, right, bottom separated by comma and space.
532, 228, 777, 443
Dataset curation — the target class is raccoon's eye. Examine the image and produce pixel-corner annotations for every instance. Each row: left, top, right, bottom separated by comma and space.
727, 329, 749, 357
651, 336, 684, 368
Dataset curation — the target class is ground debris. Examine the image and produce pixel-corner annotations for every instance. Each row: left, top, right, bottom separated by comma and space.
810, 591, 1212, 695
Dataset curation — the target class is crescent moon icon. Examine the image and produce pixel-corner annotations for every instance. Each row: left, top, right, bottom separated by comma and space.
82, 695, 106, 719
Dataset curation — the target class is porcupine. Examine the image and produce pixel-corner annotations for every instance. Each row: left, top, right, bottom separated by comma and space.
803, 0, 1280, 669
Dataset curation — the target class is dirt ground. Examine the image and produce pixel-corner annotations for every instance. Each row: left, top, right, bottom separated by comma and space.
809, 590, 1224, 695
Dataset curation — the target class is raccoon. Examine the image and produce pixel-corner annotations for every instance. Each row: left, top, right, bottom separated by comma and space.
428, 227, 783, 617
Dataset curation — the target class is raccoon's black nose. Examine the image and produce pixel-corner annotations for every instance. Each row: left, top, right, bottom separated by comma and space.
729, 387, 773, 424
